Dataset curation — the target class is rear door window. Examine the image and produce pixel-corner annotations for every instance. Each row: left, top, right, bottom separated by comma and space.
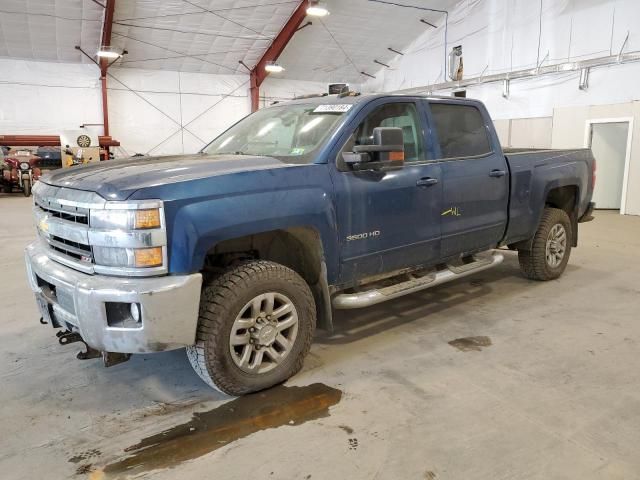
430, 103, 491, 159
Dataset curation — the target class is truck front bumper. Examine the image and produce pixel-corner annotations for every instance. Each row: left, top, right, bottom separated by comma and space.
25, 241, 202, 353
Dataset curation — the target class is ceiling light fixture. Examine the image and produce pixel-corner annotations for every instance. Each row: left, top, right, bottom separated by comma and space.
265, 61, 285, 73
97, 46, 126, 59
306, 1, 329, 17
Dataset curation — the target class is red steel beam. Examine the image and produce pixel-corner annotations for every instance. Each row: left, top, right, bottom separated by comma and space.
250, 0, 309, 111
0, 135, 120, 147
99, 0, 116, 136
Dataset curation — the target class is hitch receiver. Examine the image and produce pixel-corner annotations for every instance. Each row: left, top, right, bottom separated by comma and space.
102, 351, 131, 367
56, 330, 101, 360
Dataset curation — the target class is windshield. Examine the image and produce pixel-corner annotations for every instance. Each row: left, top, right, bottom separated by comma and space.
203, 103, 350, 163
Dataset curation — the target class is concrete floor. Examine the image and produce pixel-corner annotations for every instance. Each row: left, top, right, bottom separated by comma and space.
2, 194, 640, 480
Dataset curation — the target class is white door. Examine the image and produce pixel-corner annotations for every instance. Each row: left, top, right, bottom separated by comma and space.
589, 122, 629, 210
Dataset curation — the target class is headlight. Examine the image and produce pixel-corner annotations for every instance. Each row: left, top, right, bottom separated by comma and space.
93, 246, 164, 268
20, 162, 30, 170
91, 208, 162, 230
89, 200, 167, 274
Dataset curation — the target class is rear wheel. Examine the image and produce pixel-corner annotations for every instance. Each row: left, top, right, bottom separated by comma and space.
518, 207, 572, 281
187, 260, 315, 395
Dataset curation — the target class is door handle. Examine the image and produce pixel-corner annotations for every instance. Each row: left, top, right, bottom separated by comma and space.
416, 177, 439, 187
489, 169, 506, 178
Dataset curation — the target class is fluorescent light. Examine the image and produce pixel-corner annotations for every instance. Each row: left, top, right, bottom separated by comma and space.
307, 1, 329, 17
265, 61, 285, 73
97, 46, 124, 59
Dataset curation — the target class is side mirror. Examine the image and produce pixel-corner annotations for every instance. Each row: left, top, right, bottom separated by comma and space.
342, 127, 405, 170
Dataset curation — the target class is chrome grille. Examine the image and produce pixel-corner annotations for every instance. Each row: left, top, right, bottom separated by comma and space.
35, 197, 89, 225
33, 182, 106, 274
47, 235, 92, 262
35, 200, 94, 264
32, 181, 168, 277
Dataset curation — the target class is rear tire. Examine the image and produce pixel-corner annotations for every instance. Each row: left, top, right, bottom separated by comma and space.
518, 207, 572, 281
186, 260, 316, 396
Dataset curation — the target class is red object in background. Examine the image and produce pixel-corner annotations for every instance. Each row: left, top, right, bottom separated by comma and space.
1, 150, 42, 196
4, 150, 42, 177
250, 0, 309, 111
0, 135, 119, 147
0, 135, 120, 161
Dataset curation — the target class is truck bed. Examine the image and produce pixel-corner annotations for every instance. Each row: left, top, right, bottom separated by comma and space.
503, 147, 595, 246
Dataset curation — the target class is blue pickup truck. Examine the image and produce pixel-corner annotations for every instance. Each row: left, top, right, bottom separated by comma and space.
25, 93, 595, 395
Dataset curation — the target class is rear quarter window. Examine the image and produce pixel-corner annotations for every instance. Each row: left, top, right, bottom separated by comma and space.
430, 103, 492, 159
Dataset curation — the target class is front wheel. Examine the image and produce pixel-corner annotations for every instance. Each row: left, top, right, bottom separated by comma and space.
22, 179, 31, 197
187, 260, 316, 395
518, 207, 572, 281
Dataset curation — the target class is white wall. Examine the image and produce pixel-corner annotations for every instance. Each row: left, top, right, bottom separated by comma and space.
362, 0, 640, 214
107, 70, 334, 156
551, 101, 640, 215
0, 59, 102, 136
495, 117, 553, 148
261, 77, 330, 107
0, 59, 330, 156
107, 68, 250, 156
363, 0, 640, 119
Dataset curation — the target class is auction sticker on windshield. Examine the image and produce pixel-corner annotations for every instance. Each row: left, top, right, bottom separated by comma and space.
313, 104, 353, 113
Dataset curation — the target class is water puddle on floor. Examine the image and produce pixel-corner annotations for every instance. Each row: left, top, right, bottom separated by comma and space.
448, 336, 492, 352
90, 383, 342, 479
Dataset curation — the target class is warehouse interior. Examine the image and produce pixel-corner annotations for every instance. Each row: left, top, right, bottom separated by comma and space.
1, 0, 640, 479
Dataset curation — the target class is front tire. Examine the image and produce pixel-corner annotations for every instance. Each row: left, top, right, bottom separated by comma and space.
22, 179, 31, 197
518, 207, 572, 281
187, 260, 316, 395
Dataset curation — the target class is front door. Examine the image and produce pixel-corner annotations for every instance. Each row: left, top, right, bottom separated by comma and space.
426, 101, 509, 258
329, 99, 442, 283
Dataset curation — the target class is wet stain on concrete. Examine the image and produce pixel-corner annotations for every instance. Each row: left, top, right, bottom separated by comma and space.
94, 383, 341, 478
448, 336, 492, 352
69, 449, 101, 464
338, 424, 354, 434
76, 464, 93, 475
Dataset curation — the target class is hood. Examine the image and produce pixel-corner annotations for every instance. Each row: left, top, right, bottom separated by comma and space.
41, 153, 292, 200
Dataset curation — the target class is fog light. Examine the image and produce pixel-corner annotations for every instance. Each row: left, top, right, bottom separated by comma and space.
106, 302, 142, 328
130, 303, 141, 323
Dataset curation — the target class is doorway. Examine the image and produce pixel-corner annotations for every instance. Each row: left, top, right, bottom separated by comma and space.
585, 118, 633, 213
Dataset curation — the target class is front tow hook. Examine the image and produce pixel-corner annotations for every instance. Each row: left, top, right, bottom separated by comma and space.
56, 330, 102, 360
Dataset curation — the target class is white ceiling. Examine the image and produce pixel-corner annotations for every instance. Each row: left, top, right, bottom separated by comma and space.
0, 0, 104, 63
112, 0, 301, 75
0, 0, 460, 82
277, 0, 459, 83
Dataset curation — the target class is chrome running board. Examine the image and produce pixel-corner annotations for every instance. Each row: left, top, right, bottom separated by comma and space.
332, 252, 504, 309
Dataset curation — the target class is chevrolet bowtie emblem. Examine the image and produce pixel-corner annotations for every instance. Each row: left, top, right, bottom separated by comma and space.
39, 217, 50, 233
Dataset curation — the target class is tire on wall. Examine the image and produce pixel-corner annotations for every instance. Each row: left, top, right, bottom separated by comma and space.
187, 260, 316, 396
518, 207, 572, 281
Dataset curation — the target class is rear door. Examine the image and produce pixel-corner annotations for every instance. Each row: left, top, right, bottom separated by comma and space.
329, 98, 442, 283
425, 101, 509, 257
